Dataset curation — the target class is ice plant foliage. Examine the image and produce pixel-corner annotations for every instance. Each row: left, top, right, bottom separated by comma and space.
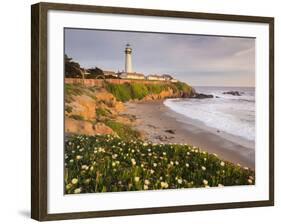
64, 135, 255, 194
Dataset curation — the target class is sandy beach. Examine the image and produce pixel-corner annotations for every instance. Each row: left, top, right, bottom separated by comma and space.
123, 100, 255, 169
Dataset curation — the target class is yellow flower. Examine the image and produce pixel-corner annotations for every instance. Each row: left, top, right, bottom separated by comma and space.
74, 188, 81, 194
66, 183, 72, 190
144, 179, 150, 185
71, 178, 78, 185
134, 177, 140, 182
220, 161, 225, 167
84, 178, 91, 184
160, 182, 169, 189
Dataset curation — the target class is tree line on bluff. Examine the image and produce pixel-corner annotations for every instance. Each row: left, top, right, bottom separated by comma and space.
65, 54, 118, 79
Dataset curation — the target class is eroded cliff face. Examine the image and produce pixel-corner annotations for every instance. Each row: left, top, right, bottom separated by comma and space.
65, 87, 125, 136
65, 83, 193, 137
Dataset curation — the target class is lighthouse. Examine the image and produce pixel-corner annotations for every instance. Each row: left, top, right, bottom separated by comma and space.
125, 44, 133, 73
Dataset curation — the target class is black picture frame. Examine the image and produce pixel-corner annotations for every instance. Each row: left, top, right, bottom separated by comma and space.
31, 2, 274, 221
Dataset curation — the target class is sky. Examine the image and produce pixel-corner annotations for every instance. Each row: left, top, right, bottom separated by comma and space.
65, 28, 255, 87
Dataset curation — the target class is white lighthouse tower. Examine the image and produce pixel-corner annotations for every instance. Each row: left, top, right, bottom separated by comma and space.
125, 44, 133, 73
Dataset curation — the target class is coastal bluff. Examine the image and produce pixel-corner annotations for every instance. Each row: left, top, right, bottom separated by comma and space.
65, 78, 182, 87
64, 79, 194, 136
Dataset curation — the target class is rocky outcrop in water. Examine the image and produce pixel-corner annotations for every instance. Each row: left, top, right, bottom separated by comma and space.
223, 91, 244, 96
189, 93, 214, 99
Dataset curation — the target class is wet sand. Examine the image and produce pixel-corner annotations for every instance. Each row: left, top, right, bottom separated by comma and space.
123, 101, 255, 169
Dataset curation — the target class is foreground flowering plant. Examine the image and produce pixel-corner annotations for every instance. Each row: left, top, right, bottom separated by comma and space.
64, 135, 255, 194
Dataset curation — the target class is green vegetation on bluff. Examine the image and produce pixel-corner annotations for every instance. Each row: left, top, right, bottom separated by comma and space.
104, 81, 193, 102
65, 135, 255, 194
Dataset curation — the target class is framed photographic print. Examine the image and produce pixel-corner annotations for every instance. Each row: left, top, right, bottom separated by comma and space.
31, 2, 274, 221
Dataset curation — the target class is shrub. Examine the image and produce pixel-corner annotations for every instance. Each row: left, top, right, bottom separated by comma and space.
105, 120, 140, 139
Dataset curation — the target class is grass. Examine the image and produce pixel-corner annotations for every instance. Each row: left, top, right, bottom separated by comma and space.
69, 114, 84, 121
104, 82, 193, 102
64, 135, 255, 194
96, 108, 111, 117
105, 120, 141, 139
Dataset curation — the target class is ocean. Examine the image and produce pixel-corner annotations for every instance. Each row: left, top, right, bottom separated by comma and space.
164, 86, 255, 148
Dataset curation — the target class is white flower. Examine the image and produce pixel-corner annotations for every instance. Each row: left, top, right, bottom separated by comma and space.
77, 145, 80, 149
131, 158, 136, 166
81, 165, 89, 170
112, 154, 118, 159
170, 161, 174, 165
177, 179, 183, 184
201, 166, 206, 171
185, 163, 189, 168
112, 162, 116, 167
71, 178, 78, 185
76, 155, 83, 160
144, 184, 149, 190
153, 163, 157, 167
134, 177, 140, 182
202, 179, 208, 185
175, 161, 179, 165
150, 169, 155, 174
148, 148, 151, 152
220, 161, 225, 167
144, 179, 150, 185
244, 167, 249, 170
218, 184, 224, 187
143, 143, 148, 146
69, 159, 74, 163
163, 152, 167, 156
248, 179, 253, 184
74, 188, 81, 194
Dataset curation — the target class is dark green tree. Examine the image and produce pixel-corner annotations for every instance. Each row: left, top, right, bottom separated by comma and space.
86, 67, 104, 79
64, 54, 83, 78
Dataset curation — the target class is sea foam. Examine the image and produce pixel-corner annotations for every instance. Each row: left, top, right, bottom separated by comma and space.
164, 87, 255, 142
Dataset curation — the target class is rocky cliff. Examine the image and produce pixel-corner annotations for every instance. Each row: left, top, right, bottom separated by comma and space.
65, 81, 194, 137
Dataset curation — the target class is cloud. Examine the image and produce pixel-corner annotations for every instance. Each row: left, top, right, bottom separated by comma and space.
65, 28, 255, 87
